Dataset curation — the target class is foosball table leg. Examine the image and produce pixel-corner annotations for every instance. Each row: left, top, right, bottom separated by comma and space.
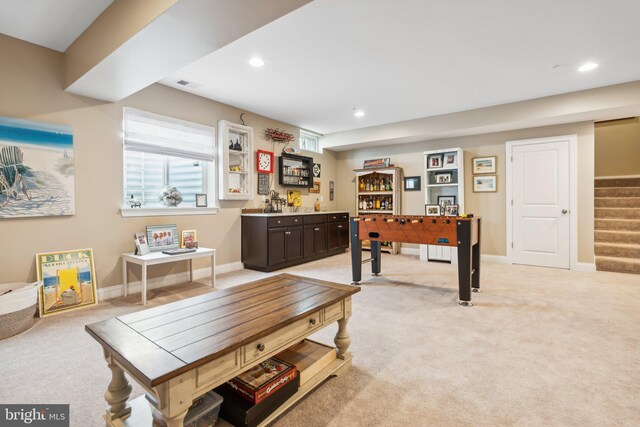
350, 218, 362, 286
370, 240, 382, 276
457, 220, 473, 307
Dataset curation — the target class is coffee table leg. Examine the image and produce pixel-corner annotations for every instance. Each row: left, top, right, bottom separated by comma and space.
142, 265, 147, 305
122, 260, 128, 297
103, 350, 132, 422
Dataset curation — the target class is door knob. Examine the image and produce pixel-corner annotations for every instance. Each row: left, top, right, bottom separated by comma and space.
561, 209, 568, 214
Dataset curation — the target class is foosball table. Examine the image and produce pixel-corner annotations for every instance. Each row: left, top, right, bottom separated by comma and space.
350, 214, 482, 306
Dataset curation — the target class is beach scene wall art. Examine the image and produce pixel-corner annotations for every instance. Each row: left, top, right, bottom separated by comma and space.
0, 116, 75, 218
36, 248, 98, 317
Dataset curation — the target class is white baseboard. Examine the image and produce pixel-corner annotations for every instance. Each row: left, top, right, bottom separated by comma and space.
97, 261, 244, 301
482, 255, 509, 264
595, 175, 640, 179
572, 262, 596, 272
400, 247, 421, 256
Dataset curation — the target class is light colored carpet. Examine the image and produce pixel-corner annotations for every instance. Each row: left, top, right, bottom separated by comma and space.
1, 253, 639, 427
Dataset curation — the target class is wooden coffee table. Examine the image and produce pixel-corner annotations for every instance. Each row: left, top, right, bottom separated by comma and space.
86, 273, 360, 427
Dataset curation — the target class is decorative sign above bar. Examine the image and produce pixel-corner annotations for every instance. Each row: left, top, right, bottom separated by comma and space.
363, 158, 390, 169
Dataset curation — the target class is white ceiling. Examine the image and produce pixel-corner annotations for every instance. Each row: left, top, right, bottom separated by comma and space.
162, 0, 640, 135
2, 0, 639, 140
0, 0, 112, 52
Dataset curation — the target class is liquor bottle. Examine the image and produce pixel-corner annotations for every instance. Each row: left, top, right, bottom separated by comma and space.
373, 178, 377, 191
386, 177, 391, 191
359, 178, 365, 192
388, 197, 393, 210
376, 197, 381, 210
383, 197, 388, 210
365, 178, 370, 192
369, 197, 373, 209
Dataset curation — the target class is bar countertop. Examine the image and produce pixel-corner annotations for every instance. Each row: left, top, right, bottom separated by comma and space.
241, 210, 349, 217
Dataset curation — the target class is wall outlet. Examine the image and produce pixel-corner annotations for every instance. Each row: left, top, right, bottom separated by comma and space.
320, 196, 324, 202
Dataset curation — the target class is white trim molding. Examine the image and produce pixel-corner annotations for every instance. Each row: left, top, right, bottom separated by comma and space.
481, 254, 509, 264
573, 262, 597, 272
121, 207, 219, 217
97, 261, 244, 300
506, 135, 580, 270
400, 246, 421, 256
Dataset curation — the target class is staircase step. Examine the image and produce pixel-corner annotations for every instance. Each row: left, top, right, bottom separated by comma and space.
595, 208, 640, 219
595, 197, 640, 208
595, 187, 640, 197
595, 230, 640, 244
594, 242, 640, 258
595, 219, 640, 231
595, 256, 640, 275
595, 177, 640, 188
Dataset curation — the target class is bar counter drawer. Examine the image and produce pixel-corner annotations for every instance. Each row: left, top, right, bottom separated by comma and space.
303, 214, 328, 224
267, 216, 303, 228
328, 213, 349, 222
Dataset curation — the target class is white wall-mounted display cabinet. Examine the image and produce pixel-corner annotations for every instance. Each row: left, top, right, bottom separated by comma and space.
218, 120, 253, 200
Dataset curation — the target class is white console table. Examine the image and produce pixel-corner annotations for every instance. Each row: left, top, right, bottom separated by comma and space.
121, 248, 216, 305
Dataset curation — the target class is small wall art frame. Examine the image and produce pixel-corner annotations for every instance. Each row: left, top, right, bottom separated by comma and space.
146, 224, 179, 252
473, 175, 497, 192
472, 156, 497, 174
404, 176, 421, 191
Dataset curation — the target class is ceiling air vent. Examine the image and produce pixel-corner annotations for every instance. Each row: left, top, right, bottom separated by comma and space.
176, 80, 190, 86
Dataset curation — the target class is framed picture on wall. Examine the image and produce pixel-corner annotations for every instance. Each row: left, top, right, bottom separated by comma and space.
310, 180, 321, 193
404, 176, 421, 191
473, 175, 497, 192
195, 193, 208, 207
472, 156, 497, 174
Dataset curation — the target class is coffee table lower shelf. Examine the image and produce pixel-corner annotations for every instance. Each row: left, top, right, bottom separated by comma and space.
106, 357, 351, 427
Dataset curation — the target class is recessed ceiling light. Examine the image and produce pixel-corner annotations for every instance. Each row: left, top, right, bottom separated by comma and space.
249, 57, 264, 67
354, 110, 365, 118
578, 62, 598, 72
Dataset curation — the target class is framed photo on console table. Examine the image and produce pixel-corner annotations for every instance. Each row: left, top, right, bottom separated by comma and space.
425, 204, 441, 216
444, 204, 459, 217
146, 224, 179, 252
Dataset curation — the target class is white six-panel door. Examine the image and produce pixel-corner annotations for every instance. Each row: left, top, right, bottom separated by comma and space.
511, 139, 571, 269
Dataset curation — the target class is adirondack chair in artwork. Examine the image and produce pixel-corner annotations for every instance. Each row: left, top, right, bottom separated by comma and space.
0, 146, 31, 205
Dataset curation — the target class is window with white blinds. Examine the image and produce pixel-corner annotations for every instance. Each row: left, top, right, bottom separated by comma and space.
299, 130, 321, 153
122, 108, 214, 209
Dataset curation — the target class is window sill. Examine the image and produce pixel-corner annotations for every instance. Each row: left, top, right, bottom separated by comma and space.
120, 207, 219, 218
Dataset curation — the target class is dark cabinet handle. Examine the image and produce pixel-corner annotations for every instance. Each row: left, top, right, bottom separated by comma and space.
285, 231, 291, 235
257, 343, 265, 352
309, 318, 317, 325
314, 228, 320, 231
277, 220, 281, 224
294, 219, 298, 222
338, 225, 343, 228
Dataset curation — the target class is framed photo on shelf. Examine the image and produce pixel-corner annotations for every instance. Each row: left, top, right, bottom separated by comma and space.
256, 149, 274, 173
36, 248, 98, 317
310, 180, 321, 193
435, 172, 452, 184
134, 232, 150, 256
146, 224, 179, 252
195, 193, 208, 207
444, 204, 459, 217
444, 152, 457, 167
472, 156, 496, 174
473, 175, 497, 192
437, 195, 456, 207
425, 204, 441, 216
404, 176, 421, 191
427, 154, 444, 169
180, 229, 197, 248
